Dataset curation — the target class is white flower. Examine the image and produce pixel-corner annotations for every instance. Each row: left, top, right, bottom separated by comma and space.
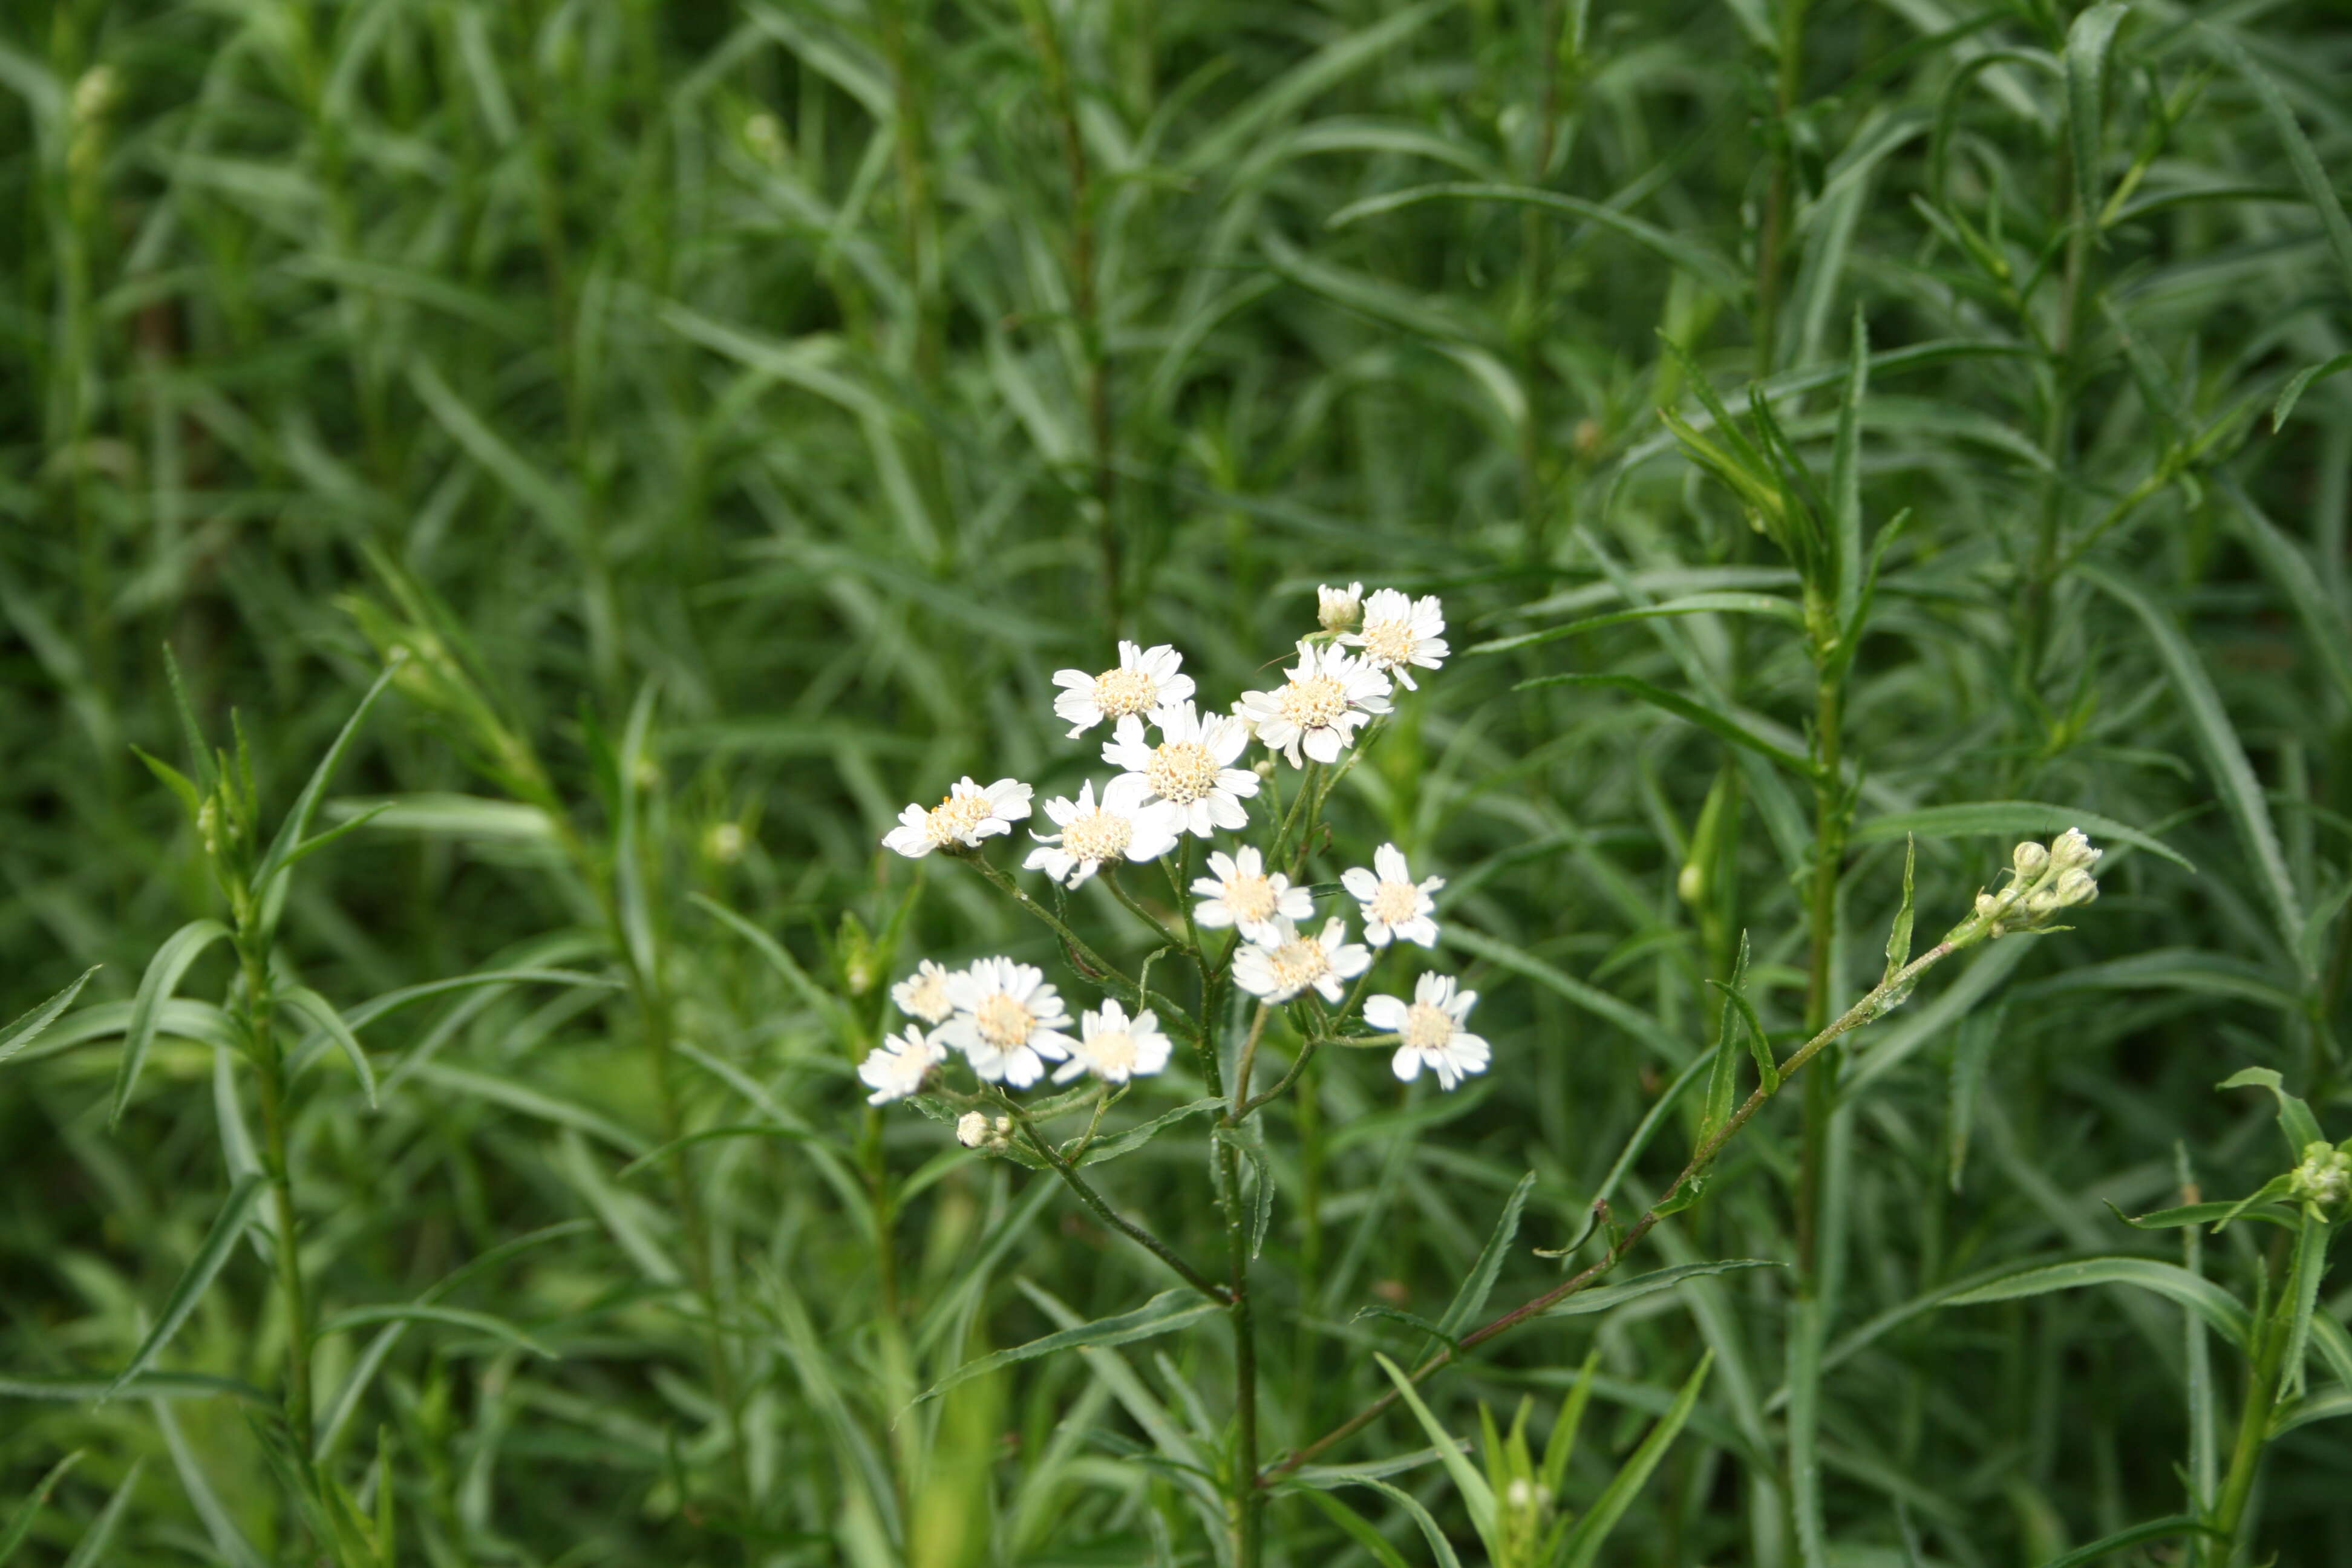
1102, 702, 1260, 837
937, 958, 1076, 1088
1024, 776, 1183, 886
890, 959, 958, 1024
1191, 846, 1313, 945
1344, 589, 1448, 691
1232, 917, 1371, 1005
881, 777, 1033, 858
1053, 1000, 1172, 1084
1232, 641, 1392, 768
1051, 641, 1195, 737
857, 1026, 947, 1105
1367, 973, 1489, 1091
1341, 843, 1445, 949
1318, 581, 1364, 632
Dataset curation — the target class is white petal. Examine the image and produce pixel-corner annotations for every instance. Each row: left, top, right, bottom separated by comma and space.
1302, 727, 1345, 764
1373, 844, 1410, 883
1391, 1047, 1424, 1082
1397, 916, 1440, 949
1363, 994, 1408, 1029
1341, 867, 1377, 900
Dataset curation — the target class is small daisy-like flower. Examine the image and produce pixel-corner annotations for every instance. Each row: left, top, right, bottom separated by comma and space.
1024, 776, 1184, 887
890, 959, 958, 1024
1192, 846, 1313, 945
881, 777, 1033, 858
1102, 702, 1260, 837
938, 958, 1077, 1088
1232, 917, 1371, 1005
1053, 1000, 1172, 1085
1341, 843, 1445, 948
1366, 973, 1489, 1091
1344, 589, 1449, 691
1052, 641, 1195, 737
1318, 581, 1364, 632
857, 1026, 947, 1105
1233, 641, 1392, 768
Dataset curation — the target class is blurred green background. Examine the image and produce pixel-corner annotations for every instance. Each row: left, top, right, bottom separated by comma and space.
5, 0, 2352, 1562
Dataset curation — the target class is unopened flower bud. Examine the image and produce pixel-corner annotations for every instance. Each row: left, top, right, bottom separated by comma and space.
2049, 827, 2101, 874
2051, 867, 2097, 907
197, 795, 221, 860
706, 822, 746, 864
2011, 840, 2050, 879
1252, 757, 1276, 780
1318, 581, 1364, 633
956, 1112, 990, 1149
1506, 1477, 1540, 1514
2289, 1141, 2351, 1210
1974, 892, 1999, 920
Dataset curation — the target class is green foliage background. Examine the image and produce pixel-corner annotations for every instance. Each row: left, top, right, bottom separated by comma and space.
4, 0, 2351, 1561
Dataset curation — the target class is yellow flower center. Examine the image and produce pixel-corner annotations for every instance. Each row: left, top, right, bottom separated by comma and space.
973, 993, 1035, 1049
1370, 880, 1422, 926
927, 790, 996, 845
1147, 740, 1221, 803
1089, 1029, 1138, 1075
1093, 665, 1157, 718
1060, 808, 1134, 864
900, 973, 950, 1020
1222, 872, 1278, 924
1360, 616, 1418, 667
1265, 934, 1331, 994
1401, 1001, 1454, 1051
1278, 673, 1348, 730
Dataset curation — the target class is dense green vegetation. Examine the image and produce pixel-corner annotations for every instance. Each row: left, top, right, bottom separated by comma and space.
6, 0, 2352, 1562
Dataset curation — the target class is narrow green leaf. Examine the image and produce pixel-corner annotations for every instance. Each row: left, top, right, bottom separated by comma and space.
2275, 352, 2352, 430
1831, 306, 1869, 628
103, 1175, 267, 1402
1540, 1259, 1784, 1319
1467, 592, 1802, 658
160, 645, 217, 795
0, 965, 100, 1069
1310, 1475, 1466, 1568
1073, 1097, 1225, 1166
153, 1399, 266, 1568
689, 891, 855, 1042
1516, 671, 1817, 779
1942, 1256, 2251, 1346
2216, 1066, 2326, 1155
0, 1451, 83, 1567
411, 1062, 648, 1155
2281, 1208, 2330, 1399
915, 1289, 1224, 1405
316, 1303, 556, 1360
2203, 25, 2352, 293
1851, 800, 2193, 872
1295, 1489, 1417, 1568
2064, 5, 2131, 237
1329, 183, 1746, 298
1434, 1171, 1536, 1342
1539, 1348, 1600, 1494
2033, 1514, 2220, 1567
59, 1459, 142, 1568
2110, 1194, 2295, 1232
1558, 1350, 1713, 1568
1883, 836, 1916, 982
131, 746, 204, 821
1373, 1353, 1495, 1541
2082, 567, 2302, 961
1698, 934, 1749, 1149
1440, 925, 1674, 1057
114, 920, 232, 1128
252, 661, 401, 893
280, 986, 375, 1110
2308, 1313, 2352, 1391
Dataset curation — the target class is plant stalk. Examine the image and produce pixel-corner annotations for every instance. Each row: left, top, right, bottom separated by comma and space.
243, 941, 315, 1459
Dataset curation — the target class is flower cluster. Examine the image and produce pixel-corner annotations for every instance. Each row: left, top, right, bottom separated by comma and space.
861, 583, 1491, 1115
1960, 827, 2103, 941
2289, 1140, 2351, 1213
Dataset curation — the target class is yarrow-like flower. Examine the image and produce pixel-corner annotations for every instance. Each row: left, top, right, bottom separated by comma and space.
1024, 776, 1183, 886
937, 958, 1076, 1088
1233, 641, 1392, 768
1367, 973, 1489, 1090
891, 959, 957, 1024
1344, 589, 1448, 690
1233, 916, 1371, 1004
1342, 842, 1444, 948
1192, 846, 1314, 945
1318, 581, 1364, 633
1103, 701, 1259, 837
1051, 641, 1194, 737
2290, 1140, 2351, 1212
1054, 999, 1172, 1085
857, 1025, 947, 1105
881, 777, 1032, 858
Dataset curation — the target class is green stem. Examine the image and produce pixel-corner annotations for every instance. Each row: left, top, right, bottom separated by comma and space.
1010, 1114, 1226, 1303
243, 942, 315, 1459
2213, 1276, 2290, 1555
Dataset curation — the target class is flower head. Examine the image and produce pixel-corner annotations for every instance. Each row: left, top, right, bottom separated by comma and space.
1103, 702, 1260, 837
857, 1026, 947, 1105
1191, 846, 1314, 945
882, 777, 1032, 858
1367, 973, 1489, 1090
1341, 843, 1445, 948
1233, 641, 1391, 768
1318, 581, 1364, 633
1232, 916, 1370, 1005
1054, 999, 1172, 1085
1344, 589, 1448, 691
1024, 776, 1184, 886
891, 959, 958, 1024
937, 958, 1076, 1088
2290, 1140, 2351, 1212
957, 1111, 1014, 1151
1052, 641, 1194, 737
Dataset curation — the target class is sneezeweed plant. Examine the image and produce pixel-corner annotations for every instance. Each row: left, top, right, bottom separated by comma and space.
849, 583, 2118, 1565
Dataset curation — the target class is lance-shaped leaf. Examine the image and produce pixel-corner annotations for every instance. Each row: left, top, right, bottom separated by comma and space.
914, 1287, 1224, 1405
59, 1458, 144, 1568
0, 1451, 83, 1567
2217, 1066, 2325, 1156
0, 965, 100, 1070
1517, 673, 1817, 780
2063, 4, 2131, 238
1373, 1353, 1495, 1543
2034, 1515, 2221, 1568
114, 921, 232, 1127
251, 660, 402, 897
281, 987, 376, 1109
103, 1175, 268, 1403
1852, 801, 2193, 872
1942, 1256, 2251, 1347
1558, 1350, 1714, 1568
1433, 1171, 1535, 1344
